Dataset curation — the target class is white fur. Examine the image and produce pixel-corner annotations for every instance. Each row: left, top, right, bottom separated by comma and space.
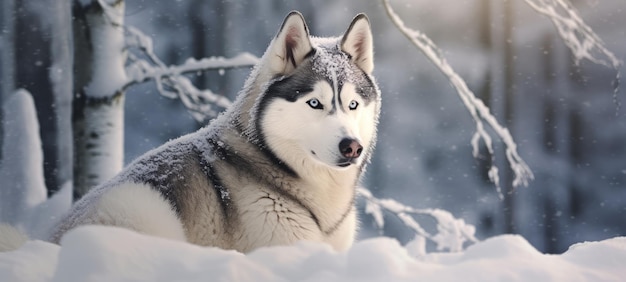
0, 224, 28, 252
230, 12, 375, 252
260, 83, 373, 252
262, 81, 376, 169
87, 182, 187, 242
234, 187, 322, 251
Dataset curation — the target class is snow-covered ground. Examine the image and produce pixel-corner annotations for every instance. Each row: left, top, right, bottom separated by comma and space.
1, 226, 624, 282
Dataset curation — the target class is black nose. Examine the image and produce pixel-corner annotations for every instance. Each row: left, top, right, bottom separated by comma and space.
339, 138, 363, 159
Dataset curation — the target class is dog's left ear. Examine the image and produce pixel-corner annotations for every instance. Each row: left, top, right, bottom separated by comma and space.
269, 11, 313, 75
341, 14, 374, 75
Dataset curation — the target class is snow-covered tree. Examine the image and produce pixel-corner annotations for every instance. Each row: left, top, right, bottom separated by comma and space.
70, 0, 259, 199
71, 0, 127, 199
0, 89, 46, 225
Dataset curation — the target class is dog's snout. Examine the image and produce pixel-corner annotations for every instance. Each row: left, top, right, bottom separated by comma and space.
339, 138, 363, 159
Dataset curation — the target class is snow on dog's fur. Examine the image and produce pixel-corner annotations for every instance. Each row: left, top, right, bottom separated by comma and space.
4, 11, 381, 253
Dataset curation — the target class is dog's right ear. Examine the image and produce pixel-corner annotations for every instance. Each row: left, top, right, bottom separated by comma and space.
341, 14, 374, 75
268, 11, 313, 75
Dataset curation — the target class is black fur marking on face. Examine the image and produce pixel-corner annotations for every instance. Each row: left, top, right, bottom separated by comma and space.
336, 81, 344, 113
354, 71, 378, 105
265, 62, 320, 103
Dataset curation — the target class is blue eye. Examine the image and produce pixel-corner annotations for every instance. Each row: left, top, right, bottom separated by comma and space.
307, 98, 324, 110
348, 100, 359, 110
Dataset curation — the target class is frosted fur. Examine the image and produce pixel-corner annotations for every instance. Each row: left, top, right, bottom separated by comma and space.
0, 224, 28, 252
311, 37, 354, 84
48, 12, 379, 253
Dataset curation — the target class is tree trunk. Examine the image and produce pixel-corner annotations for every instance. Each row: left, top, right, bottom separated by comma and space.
501, 0, 516, 234
13, 0, 58, 195
50, 0, 74, 196
0, 0, 15, 160
72, 0, 126, 200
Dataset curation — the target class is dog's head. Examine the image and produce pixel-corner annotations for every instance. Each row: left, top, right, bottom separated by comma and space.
252, 11, 380, 173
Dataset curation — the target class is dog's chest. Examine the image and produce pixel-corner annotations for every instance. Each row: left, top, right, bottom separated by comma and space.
232, 187, 322, 252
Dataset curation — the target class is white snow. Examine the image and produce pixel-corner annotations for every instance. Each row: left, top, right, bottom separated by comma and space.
21, 182, 72, 240
0, 226, 624, 281
0, 89, 47, 226
83, 0, 127, 99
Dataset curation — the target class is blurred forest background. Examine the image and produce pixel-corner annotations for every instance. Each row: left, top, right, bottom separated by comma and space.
0, 0, 624, 253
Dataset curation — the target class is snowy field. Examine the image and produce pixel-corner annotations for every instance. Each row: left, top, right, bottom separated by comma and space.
1, 226, 625, 282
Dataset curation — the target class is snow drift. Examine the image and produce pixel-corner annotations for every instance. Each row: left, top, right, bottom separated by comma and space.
0, 89, 47, 226
1, 226, 624, 281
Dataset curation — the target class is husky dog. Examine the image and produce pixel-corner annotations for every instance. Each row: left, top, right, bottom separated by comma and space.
41, 11, 380, 253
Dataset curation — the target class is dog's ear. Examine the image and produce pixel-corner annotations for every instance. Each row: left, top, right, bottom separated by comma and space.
341, 14, 374, 74
269, 11, 313, 75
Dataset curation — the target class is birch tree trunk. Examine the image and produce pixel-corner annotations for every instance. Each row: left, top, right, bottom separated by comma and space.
72, 0, 126, 200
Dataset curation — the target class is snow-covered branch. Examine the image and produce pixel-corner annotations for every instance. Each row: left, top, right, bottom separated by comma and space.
381, 0, 534, 194
522, 0, 621, 69
358, 188, 478, 252
523, 0, 622, 109
123, 25, 259, 122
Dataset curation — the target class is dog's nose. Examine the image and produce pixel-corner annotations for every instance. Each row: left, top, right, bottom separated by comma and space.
339, 138, 363, 159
